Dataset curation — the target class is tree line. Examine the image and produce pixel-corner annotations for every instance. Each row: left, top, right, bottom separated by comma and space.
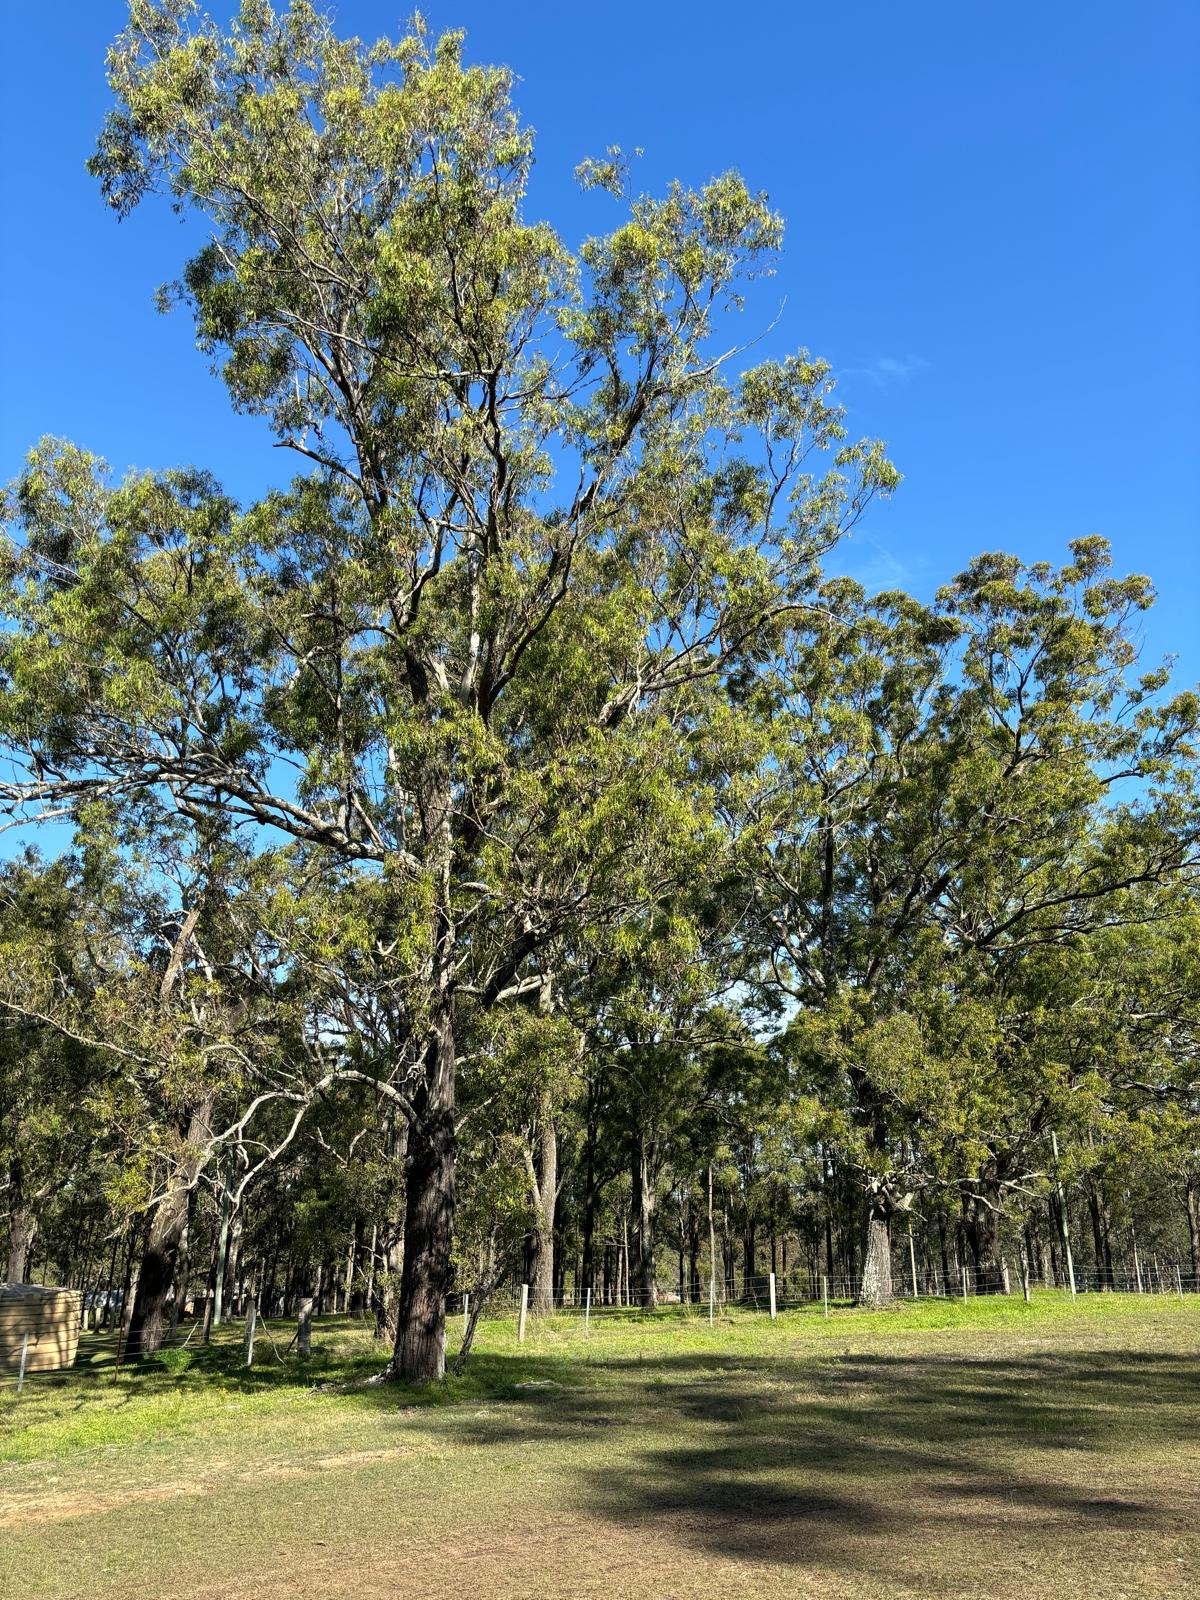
1, 3, 1197, 1381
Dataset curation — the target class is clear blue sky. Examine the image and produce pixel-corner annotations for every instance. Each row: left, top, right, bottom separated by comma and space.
2, 2, 1197, 679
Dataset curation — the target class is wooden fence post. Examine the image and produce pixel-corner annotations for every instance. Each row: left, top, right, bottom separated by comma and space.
961, 1267, 969, 1304
768, 1272, 777, 1320
517, 1283, 528, 1345
243, 1298, 257, 1367
584, 1286, 591, 1334
1177, 1266, 1185, 1300
822, 1275, 829, 1320
908, 1231, 919, 1298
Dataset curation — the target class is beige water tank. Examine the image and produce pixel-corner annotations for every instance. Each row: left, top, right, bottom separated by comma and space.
0, 1285, 82, 1373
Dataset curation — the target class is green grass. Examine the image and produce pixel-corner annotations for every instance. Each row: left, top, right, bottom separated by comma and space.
2, 1292, 1198, 1599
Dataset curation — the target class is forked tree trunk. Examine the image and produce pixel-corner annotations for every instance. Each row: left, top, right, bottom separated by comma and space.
391, 1014, 456, 1383
127, 1093, 214, 1358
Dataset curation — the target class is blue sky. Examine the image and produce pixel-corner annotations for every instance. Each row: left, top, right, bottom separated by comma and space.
1, 1, 1197, 681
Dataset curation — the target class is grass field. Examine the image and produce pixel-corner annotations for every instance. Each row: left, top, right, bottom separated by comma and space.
1, 1293, 1197, 1599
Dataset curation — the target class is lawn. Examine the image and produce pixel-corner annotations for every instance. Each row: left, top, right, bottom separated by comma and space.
1, 1293, 1197, 1599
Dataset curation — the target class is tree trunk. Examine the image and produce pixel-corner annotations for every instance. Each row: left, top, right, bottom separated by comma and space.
581, 1095, 599, 1293
529, 1096, 557, 1315
742, 1218, 756, 1293
630, 1134, 657, 1309
1186, 1179, 1200, 1282
858, 1186, 893, 1309
5, 1203, 37, 1285
127, 1093, 213, 1358
1087, 1182, 1109, 1289
961, 1190, 1004, 1293
391, 1012, 456, 1383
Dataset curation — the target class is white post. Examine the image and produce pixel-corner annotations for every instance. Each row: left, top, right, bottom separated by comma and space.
17, 1332, 30, 1394
961, 1267, 969, 1304
1176, 1265, 1184, 1300
584, 1286, 591, 1334
908, 1230, 919, 1298
822, 1275, 829, 1320
463, 1292, 469, 1337
768, 1272, 777, 1321
517, 1282, 529, 1344
243, 1298, 257, 1367
1133, 1234, 1143, 1293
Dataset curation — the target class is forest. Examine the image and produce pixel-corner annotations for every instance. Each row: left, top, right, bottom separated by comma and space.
2, 1, 1198, 1388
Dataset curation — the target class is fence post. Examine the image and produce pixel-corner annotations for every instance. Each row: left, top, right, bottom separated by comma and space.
16, 1332, 30, 1395
1133, 1238, 1143, 1293
1019, 1250, 1031, 1304
243, 1298, 257, 1368
584, 1286, 591, 1334
961, 1267, 969, 1304
1176, 1266, 1184, 1300
908, 1230, 919, 1298
822, 1275, 829, 1320
517, 1283, 528, 1345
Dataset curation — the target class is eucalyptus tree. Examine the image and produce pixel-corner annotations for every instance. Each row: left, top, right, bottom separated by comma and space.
0, 2, 897, 1378
747, 542, 1198, 1304
0, 853, 107, 1284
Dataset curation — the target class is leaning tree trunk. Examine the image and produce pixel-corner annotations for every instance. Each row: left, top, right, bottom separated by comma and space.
529, 1095, 557, 1315
858, 1184, 895, 1309
127, 1093, 214, 1358
391, 1012, 456, 1383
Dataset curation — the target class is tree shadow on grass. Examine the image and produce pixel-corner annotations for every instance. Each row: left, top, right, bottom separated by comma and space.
416, 1346, 1199, 1586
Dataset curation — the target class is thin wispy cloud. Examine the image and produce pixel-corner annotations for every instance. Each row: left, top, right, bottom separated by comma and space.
840, 354, 931, 388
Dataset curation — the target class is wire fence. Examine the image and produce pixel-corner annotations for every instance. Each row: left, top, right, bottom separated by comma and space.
4, 1260, 1198, 1394
446, 1260, 1200, 1321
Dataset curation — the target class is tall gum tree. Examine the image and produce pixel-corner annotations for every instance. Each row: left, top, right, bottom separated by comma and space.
747, 545, 1198, 1305
0, 2, 897, 1379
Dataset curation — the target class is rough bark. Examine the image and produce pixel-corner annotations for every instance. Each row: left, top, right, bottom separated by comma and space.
960, 1190, 1004, 1293
127, 1093, 214, 1358
5, 1200, 37, 1285
858, 1181, 903, 1309
858, 1202, 893, 1309
391, 1012, 456, 1383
